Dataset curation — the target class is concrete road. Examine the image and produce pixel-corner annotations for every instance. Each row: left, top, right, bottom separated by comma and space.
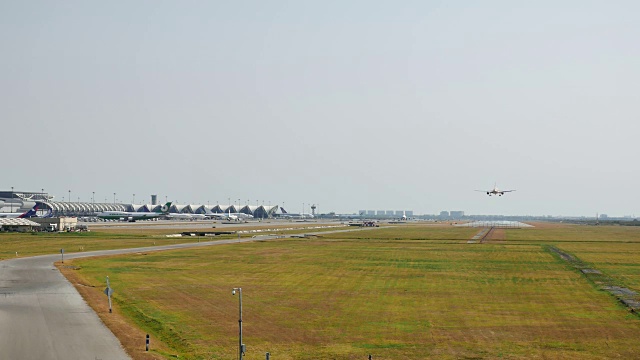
0, 227, 382, 359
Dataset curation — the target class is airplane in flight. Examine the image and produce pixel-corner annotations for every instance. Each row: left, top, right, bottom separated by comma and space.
96, 202, 172, 221
476, 184, 516, 196
275, 207, 314, 219
207, 210, 254, 222
0, 204, 41, 218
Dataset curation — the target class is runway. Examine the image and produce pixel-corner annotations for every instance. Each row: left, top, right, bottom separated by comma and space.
0, 226, 381, 359
82, 218, 337, 231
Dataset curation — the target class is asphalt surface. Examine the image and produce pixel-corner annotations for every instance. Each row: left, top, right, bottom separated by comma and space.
0, 226, 383, 359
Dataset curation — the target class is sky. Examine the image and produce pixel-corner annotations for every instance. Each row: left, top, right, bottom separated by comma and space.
1, 1, 639, 217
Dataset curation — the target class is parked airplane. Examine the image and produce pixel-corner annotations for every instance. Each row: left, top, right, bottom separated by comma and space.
207, 210, 254, 221
0, 204, 40, 218
275, 207, 314, 219
165, 212, 207, 221
476, 184, 516, 196
96, 202, 172, 221
401, 211, 407, 221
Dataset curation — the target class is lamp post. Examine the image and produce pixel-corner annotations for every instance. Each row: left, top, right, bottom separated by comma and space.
113, 193, 116, 204
92, 192, 95, 204
11, 186, 14, 213
232, 287, 244, 360
68, 190, 71, 203
133, 194, 135, 204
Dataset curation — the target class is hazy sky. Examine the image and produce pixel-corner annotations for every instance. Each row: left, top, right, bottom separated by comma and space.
2, 1, 638, 216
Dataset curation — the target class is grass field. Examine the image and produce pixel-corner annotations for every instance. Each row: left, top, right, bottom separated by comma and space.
0, 231, 182, 260
60, 223, 640, 359
0, 222, 343, 260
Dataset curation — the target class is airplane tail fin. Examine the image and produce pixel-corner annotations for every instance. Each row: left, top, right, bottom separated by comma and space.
280, 207, 288, 214
41, 209, 53, 218
159, 202, 172, 214
18, 204, 39, 218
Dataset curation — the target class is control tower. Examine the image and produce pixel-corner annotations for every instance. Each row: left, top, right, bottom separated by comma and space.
311, 204, 317, 216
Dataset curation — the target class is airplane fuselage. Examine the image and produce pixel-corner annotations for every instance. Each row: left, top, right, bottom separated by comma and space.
478, 184, 515, 196
96, 211, 161, 221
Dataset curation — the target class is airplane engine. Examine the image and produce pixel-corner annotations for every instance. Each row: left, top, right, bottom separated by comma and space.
487, 192, 490, 195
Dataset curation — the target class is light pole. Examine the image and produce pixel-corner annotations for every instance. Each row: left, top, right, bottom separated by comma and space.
133, 193, 135, 204
10, 186, 14, 213
232, 287, 244, 359
68, 190, 71, 203
92, 192, 95, 204
113, 193, 116, 204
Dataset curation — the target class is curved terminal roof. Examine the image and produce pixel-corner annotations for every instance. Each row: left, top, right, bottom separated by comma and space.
36, 201, 280, 218
41, 202, 127, 216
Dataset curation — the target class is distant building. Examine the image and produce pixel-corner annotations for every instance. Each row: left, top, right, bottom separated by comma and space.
395, 210, 404, 216
440, 211, 450, 218
450, 211, 464, 219
600, 214, 608, 219
367, 210, 376, 216
405, 211, 414, 217
376, 210, 386, 216
386, 210, 395, 216
31, 217, 78, 232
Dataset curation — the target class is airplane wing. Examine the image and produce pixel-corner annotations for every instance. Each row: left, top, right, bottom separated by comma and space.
501, 190, 516, 192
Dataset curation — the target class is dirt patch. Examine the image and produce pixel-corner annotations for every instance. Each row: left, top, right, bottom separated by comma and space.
56, 261, 170, 360
486, 228, 505, 241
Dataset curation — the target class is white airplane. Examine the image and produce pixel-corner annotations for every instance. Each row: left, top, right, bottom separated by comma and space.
274, 207, 314, 219
96, 202, 171, 222
476, 184, 516, 196
207, 210, 254, 221
0, 204, 41, 218
401, 211, 407, 221
165, 213, 207, 221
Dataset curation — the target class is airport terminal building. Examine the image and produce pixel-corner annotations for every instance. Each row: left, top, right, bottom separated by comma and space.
0, 190, 279, 218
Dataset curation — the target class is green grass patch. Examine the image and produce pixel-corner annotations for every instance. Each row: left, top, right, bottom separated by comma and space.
66, 225, 640, 359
